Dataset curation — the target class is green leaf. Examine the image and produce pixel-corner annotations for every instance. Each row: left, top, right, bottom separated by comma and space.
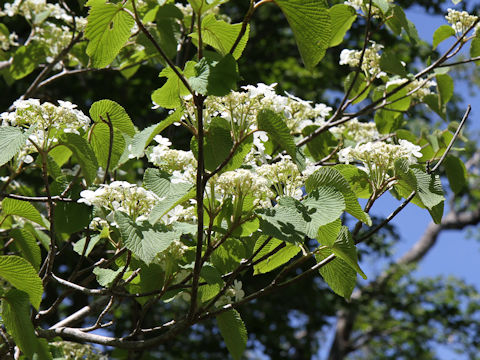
306, 167, 371, 225
302, 126, 337, 161
2, 289, 52, 360
115, 212, 178, 264
203, 117, 234, 171
257, 197, 308, 243
423, 94, 445, 120
190, 14, 250, 60
151, 61, 196, 109
211, 237, 246, 273
143, 168, 193, 199
48, 145, 72, 167
0, 126, 34, 167
73, 234, 102, 257
395, 164, 445, 223
257, 109, 296, 161
90, 123, 126, 170
188, 0, 229, 15
89, 99, 135, 137
85, 1, 135, 68
374, 109, 403, 134
330, 226, 366, 279
275, 0, 331, 70
223, 134, 253, 172
253, 237, 301, 275
216, 309, 248, 360
344, 72, 369, 104
2, 198, 45, 227
471, 34, 480, 65
93, 267, 123, 287
433, 25, 455, 50
412, 167, 444, 211
129, 108, 183, 159
60, 133, 98, 186
334, 164, 371, 199
0, 256, 43, 309
436, 73, 454, 106
317, 218, 342, 247
443, 155, 467, 195
189, 54, 238, 96
302, 186, 346, 238
10, 43, 45, 80
10, 229, 41, 271
385, 83, 411, 112
54, 201, 92, 234
316, 248, 356, 299
380, 51, 407, 77
328, 5, 356, 47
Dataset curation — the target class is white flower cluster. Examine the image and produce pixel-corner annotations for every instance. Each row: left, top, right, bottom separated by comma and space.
445, 8, 478, 34
1, 99, 90, 151
199, 83, 331, 138
155, 239, 189, 272
330, 118, 380, 144
79, 181, 160, 222
340, 42, 386, 79
0, 30, 18, 51
338, 140, 422, 187
214, 280, 245, 307
31, 22, 73, 63
386, 77, 436, 101
162, 204, 196, 225
1, 0, 87, 67
256, 156, 304, 199
1, 0, 73, 22
216, 168, 273, 201
147, 135, 197, 184
344, 0, 394, 17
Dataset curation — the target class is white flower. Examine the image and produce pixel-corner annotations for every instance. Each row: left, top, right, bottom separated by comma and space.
232, 280, 245, 302
330, 118, 380, 144
242, 83, 278, 99
153, 135, 172, 147
445, 8, 478, 34
340, 42, 386, 79
78, 182, 161, 222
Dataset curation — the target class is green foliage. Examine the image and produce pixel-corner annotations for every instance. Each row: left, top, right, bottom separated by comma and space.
253, 237, 301, 275
10, 43, 45, 80
129, 108, 183, 159
328, 5, 357, 47
115, 212, 179, 264
10, 229, 41, 271
274, 0, 331, 70
257, 109, 296, 160
0, 126, 35, 167
89, 99, 136, 137
190, 14, 250, 59
0, 0, 478, 357
151, 62, 196, 108
59, 133, 98, 186
189, 54, 238, 96
2, 289, 52, 360
316, 248, 357, 299
433, 25, 455, 49
1, 198, 45, 227
216, 309, 248, 360
443, 155, 467, 195
85, 1, 135, 68
0, 256, 43, 309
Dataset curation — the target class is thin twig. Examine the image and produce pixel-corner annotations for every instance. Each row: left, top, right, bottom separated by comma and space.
429, 105, 470, 173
